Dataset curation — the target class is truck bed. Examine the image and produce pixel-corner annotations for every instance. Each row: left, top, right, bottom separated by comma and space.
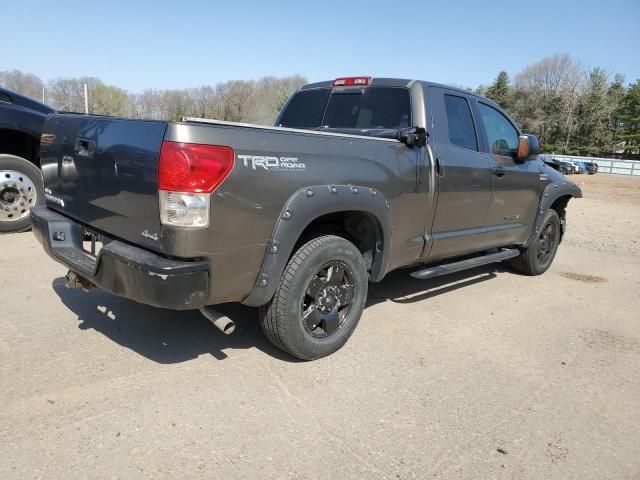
40, 113, 421, 303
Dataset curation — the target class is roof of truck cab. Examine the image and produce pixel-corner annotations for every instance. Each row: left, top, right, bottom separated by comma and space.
300, 78, 507, 118
301, 78, 414, 89
297, 77, 518, 133
300, 78, 488, 100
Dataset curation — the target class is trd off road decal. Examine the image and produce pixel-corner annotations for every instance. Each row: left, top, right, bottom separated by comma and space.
238, 154, 306, 172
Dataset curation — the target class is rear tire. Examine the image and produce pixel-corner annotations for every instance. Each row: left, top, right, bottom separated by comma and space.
259, 235, 368, 360
0, 154, 44, 233
510, 209, 561, 276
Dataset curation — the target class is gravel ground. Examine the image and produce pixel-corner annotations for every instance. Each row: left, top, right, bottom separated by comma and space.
1, 174, 639, 479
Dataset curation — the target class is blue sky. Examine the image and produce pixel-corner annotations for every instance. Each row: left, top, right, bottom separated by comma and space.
3, 0, 639, 92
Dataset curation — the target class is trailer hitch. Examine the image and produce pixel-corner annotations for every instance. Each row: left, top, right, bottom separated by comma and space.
64, 270, 95, 292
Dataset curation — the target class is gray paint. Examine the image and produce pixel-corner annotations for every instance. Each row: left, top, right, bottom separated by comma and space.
242, 184, 392, 307
40, 115, 168, 252
38, 78, 581, 308
163, 119, 424, 304
524, 172, 583, 247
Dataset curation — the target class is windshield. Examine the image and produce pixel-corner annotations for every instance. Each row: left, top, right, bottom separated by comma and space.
278, 87, 411, 130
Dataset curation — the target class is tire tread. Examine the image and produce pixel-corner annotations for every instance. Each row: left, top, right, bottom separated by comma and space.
260, 235, 366, 360
510, 209, 561, 276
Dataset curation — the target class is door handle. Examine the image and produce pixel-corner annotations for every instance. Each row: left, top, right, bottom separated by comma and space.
492, 167, 507, 177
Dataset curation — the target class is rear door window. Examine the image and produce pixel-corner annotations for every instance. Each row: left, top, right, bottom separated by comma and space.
443, 94, 478, 151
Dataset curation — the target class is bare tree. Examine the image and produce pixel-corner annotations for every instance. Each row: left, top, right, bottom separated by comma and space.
1, 68, 306, 126
513, 54, 583, 149
0, 69, 45, 100
47, 76, 101, 112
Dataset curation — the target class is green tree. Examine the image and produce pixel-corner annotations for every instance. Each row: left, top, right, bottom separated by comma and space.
90, 83, 129, 116
485, 71, 513, 111
620, 80, 640, 155
606, 74, 626, 153
474, 84, 488, 97
574, 67, 610, 155
276, 90, 291, 113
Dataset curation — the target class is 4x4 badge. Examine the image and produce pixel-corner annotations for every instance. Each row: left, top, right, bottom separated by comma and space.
141, 230, 159, 241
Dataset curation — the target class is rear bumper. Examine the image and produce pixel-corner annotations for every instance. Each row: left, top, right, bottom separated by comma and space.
31, 207, 209, 310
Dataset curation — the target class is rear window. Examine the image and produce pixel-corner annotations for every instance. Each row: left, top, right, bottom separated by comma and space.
278, 86, 411, 130
278, 89, 330, 128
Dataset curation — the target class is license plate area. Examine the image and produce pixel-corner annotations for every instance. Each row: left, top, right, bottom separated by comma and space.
82, 230, 104, 257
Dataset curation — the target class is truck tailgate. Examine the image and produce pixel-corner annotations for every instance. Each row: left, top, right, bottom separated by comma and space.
40, 114, 168, 252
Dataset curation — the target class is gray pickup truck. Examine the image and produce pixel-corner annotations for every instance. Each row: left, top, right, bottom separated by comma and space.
31, 76, 581, 360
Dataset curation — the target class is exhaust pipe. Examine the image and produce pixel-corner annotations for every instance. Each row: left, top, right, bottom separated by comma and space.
200, 306, 235, 334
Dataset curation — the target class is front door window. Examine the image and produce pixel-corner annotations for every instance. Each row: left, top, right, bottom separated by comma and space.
478, 103, 518, 157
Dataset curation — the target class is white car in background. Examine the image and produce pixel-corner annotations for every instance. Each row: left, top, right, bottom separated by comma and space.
567, 161, 584, 174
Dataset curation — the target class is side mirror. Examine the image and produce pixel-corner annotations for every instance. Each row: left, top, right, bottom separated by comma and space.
517, 134, 540, 161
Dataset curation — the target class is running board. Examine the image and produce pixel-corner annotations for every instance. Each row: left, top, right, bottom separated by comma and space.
410, 249, 520, 280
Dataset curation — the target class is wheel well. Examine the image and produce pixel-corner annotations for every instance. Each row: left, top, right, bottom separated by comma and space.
550, 195, 570, 220
550, 195, 572, 239
0, 129, 40, 167
294, 211, 383, 274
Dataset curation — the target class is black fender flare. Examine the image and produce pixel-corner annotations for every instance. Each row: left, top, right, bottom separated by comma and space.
524, 180, 582, 248
242, 184, 392, 307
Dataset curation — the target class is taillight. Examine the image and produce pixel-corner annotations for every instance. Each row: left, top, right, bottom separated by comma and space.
159, 141, 234, 193
158, 141, 234, 228
332, 77, 371, 87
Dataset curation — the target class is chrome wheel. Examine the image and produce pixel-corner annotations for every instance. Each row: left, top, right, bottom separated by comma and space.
301, 262, 355, 339
0, 170, 37, 223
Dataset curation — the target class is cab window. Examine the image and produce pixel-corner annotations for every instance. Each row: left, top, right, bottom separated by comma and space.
322, 87, 411, 129
478, 103, 519, 156
278, 87, 411, 130
443, 94, 478, 151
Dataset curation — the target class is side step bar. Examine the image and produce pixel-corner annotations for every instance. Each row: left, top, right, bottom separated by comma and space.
410, 248, 520, 280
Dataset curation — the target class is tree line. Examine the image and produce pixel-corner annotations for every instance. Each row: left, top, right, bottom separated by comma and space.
0, 69, 306, 126
2, 54, 639, 157
478, 54, 639, 158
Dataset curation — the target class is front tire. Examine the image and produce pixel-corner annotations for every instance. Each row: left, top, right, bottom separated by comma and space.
510, 209, 561, 276
260, 235, 368, 360
0, 154, 44, 233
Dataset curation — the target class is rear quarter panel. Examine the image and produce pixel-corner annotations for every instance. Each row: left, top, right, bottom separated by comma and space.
164, 123, 427, 303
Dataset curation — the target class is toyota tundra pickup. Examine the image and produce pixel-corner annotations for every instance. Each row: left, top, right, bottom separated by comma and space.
31, 76, 581, 360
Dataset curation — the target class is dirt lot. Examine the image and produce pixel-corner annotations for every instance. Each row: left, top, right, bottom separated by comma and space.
1, 174, 639, 479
